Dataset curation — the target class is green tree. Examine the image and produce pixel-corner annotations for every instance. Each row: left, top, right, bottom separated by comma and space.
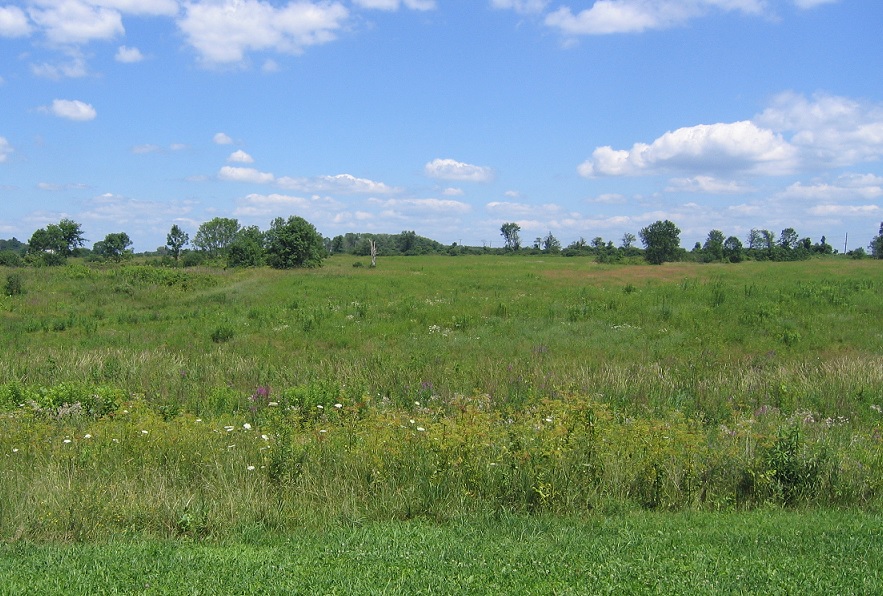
193, 217, 240, 259
702, 229, 725, 262
542, 232, 561, 253
779, 227, 799, 250
27, 218, 85, 265
870, 222, 883, 259
93, 232, 132, 262
227, 225, 266, 268
396, 230, 418, 254
500, 222, 521, 251
265, 216, 325, 269
166, 225, 189, 262
723, 236, 744, 263
639, 220, 681, 265
621, 232, 636, 250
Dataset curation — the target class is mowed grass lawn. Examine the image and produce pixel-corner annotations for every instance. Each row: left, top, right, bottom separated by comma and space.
2, 511, 881, 595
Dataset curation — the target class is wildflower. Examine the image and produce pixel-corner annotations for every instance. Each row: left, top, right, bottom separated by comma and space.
63, 439, 72, 444
261, 434, 269, 441
872, 404, 882, 414
12, 448, 19, 453
416, 427, 425, 432
243, 423, 252, 430
112, 438, 120, 443
84, 434, 92, 439
334, 403, 342, 409
195, 418, 202, 423
317, 404, 324, 410
544, 417, 553, 423
268, 401, 278, 407
409, 419, 415, 424
319, 429, 327, 434
247, 465, 255, 471
224, 426, 234, 432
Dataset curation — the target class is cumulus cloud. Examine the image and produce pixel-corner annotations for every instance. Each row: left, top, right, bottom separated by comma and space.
213, 132, 233, 144
0, 137, 13, 162
580, 121, 797, 178
227, 150, 255, 163
543, 0, 764, 36
28, 0, 124, 45
778, 174, 883, 202
424, 158, 494, 182
218, 166, 275, 184
369, 197, 472, 215
178, 0, 349, 64
115, 45, 144, 62
0, 5, 32, 37
31, 52, 89, 79
756, 92, 883, 168
277, 173, 398, 194
352, 0, 436, 10
42, 99, 97, 121
133, 144, 162, 154
233, 192, 341, 218
792, 0, 840, 8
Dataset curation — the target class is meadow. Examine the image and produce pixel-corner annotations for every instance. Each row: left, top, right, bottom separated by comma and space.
0, 255, 882, 590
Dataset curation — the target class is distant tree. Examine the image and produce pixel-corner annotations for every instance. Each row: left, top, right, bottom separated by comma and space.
265, 216, 325, 269
639, 220, 681, 265
723, 236, 744, 263
621, 232, 636, 250
27, 218, 85, 265
500, 222, 521, 251
542, 232, 561, 253
396, 230, 418, 254
813, 235, 833, 255
779, 227, 799, 250
193, 217, 240, 258
227, 225, 266, 268
93, 232, 133, 262
871, 222, 883, 259
702, 229, 725, 262
166, 225, 189, 262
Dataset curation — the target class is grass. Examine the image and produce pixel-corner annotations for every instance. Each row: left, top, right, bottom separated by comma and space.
2, 511, 881, 594
0, 255, 882, 587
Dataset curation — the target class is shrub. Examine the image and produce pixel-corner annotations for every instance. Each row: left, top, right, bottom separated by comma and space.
4, 272, 23, 296
211, 325, 235, 343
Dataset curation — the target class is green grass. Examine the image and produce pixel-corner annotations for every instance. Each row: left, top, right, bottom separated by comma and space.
1, 512, 881, 594
1, 255, 882, 554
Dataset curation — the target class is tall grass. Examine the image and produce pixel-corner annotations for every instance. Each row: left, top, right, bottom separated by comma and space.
1, 256, 881, 539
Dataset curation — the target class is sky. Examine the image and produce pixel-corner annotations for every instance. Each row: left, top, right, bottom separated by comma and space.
1, 0, 882, 253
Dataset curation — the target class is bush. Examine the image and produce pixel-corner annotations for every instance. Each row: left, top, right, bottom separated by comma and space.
211, 325, 235, 343
0, 250, 23, 267
4, 272, 23, 296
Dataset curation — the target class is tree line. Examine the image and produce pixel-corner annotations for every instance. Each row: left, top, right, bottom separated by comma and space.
1, 217, 882, 270
498, 220, 883, 265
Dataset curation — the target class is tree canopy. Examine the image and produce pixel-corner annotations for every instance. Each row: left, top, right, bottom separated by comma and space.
265, 216, 326, 269
639, 220, 681, 265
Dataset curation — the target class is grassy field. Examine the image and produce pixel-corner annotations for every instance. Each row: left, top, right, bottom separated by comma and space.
1, 511, 881, 594
1, 255, 882, 590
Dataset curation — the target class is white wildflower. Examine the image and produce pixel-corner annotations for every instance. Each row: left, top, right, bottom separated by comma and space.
243, 423, 252, 430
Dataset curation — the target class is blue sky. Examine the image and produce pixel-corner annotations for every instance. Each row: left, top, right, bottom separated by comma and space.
1, 0, 882, 252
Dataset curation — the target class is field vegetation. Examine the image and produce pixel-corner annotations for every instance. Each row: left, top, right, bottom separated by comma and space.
1, 254, 881, 546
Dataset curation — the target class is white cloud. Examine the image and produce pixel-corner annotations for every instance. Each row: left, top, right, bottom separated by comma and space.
353, 0, 436, 10
442, 187, 464, 196
213, 132, 233, 144
666, 175, 756, 194
580, 121, 797, 178
424, 158, 494, 182
0, 5, 32, 37
490, 0, 549, 15
544, 0, 765, 36
233, 192, 340, 218
133, 144, 162, 154
227, 149, 255, 163
756, 92, 883, 168
369, 197, 472, 214
778, 174, 883, 202
807, 204, 880, 217
486, 200, 561, 216
218, 166, 275, 184
31, 52, 89, 79
28, 0, 124, 45
115, 45, 144, 62
0, 137, 13, 162
43, 99, 97, 121
90, 0, 180, 17
178, 0, 349, 64
792, 0, 840, 8
277, 173, 398, 194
